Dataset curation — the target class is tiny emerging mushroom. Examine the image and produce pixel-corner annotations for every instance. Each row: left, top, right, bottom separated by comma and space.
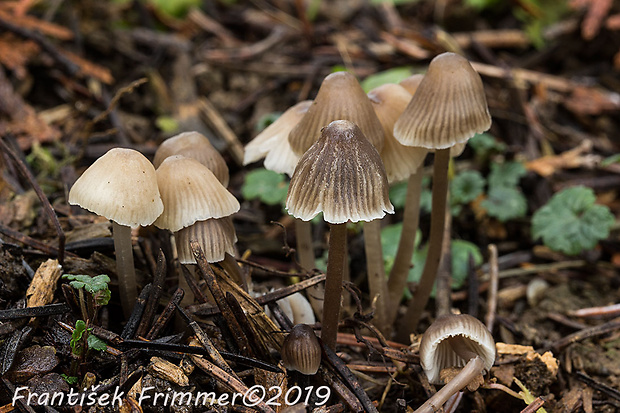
68, 148, 163, 317
415, 314, 496, 413
281, 324, 322, 376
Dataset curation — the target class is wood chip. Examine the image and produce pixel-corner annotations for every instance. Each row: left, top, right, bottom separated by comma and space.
26, 259, 62, 309
147, 357, 189, 387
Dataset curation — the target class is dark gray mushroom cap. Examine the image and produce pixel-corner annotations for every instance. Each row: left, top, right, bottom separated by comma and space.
419, 314, 496, 384
286, 120, 394, 224
281, 324, 322, 375
394, 52, 491, 149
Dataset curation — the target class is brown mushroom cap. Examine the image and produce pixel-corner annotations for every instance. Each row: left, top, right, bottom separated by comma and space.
68, 148, 163, 228
394, 52, 492, 149
419, 314, 496, 384
281, 324, 322, 375
176, 217, 237, 264
154, 156, 239, 232
154, 131, 229, 187
286, 120, 393, 224
244, 101, 311, 175
368, 83, 428, 184
288, 72, 384, 156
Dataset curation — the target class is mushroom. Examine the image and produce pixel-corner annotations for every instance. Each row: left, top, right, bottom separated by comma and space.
68, 148, 163, 317
153, 131, 229, 187
394, 53, 491, 333
415, 314, 495, 413
286, 120, 393, 349
281, 324, 322, 375
154, 156, 240, 303
288, 71, 384, 156
368, 83, 429, 330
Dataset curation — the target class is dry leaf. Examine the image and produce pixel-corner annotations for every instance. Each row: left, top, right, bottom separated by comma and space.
564, 86, 620, 115
526, 140, 599, 177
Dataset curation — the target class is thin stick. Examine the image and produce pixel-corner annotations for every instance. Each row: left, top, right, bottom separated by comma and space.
399, 148, 450, 337
322, 223, 347, 350
387, 170, 423, 324
364, 219, 389, 333
486, 244, 499, 332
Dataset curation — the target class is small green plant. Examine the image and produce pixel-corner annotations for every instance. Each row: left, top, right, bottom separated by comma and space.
61, 374, 79, 385
241, 168, 289, 206
451, 170, 485, 205
531, 186, 615, 255
70, 320, 107, 357
481, 186, 528, 222
63, 274, 111, 307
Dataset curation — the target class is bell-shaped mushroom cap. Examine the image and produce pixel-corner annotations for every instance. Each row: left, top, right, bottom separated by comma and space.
286, 120, 394, 224
398, 73, 424, 95
368, 84, 428, 184
176, 217, 237, 264
68, 148, 163, 228
394, 52, 491, 149
153, 131, 229, 187
419, 314, 496, 384
154, 156, 240, 232
244, 101, 311, 174
281, 324, 322, 375
288, 72, 384, 156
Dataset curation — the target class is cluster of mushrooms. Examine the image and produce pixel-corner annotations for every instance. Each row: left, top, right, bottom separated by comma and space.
68, 52, 498, 411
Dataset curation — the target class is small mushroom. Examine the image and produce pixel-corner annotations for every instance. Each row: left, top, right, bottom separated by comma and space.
153, 131, 229, 187
281, 324, 321, 375
68, 148, 163, 317
286, 119, 393, 349
394, 53, 492, 332
415, 314, 495, 413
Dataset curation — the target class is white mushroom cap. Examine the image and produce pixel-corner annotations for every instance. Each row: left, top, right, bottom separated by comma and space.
154, 131, 229, 187
68, 148, 163, 228
419, 314, 496, 384
154, 156, 240, 232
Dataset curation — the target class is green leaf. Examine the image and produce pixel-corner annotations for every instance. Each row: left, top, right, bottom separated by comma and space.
531, 186, 615, 255
255, 112, 283, 133
451, 170, 485, 204
380, 224, 422, 275
361, 67, 413, 93
481, 187, 528, 222
601, 154, 620, 167
71, 320, 87, 356
155, 116, 179, 133
464, 0, 502, 10
147, 0, 201, 18
61, 374, 79, 385
468, 133, 506, 158
62, 274, 111, 306
405, 240, 481, 298
241, 168, 289, 206
488, 161, 526, 189
87, 334, 108, 352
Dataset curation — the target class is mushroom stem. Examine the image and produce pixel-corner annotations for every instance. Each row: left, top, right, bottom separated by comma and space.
322, 222, 347, 350
112, 221, 137, 318
414, 356, 484, 413
296, 219, 324, 320
364, 219, 389, 333
399, 148, 450, 337
387, 169, 423, 324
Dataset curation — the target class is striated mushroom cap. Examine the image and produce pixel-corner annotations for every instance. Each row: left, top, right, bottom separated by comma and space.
244, 101, 311, 176
176, 217, 237, 264
286, 120, 393, 224
419, 314, 496, 384
154, 156, 239, 232
394, 53, 491, 149
68, 148, 163, 228
154, 131, 229, 187
281, 324, 322, 375
288, 72, 384, 156
368, 83, 428, 184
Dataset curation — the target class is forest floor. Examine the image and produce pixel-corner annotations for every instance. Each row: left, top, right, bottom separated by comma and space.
0, 0, 619, 412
